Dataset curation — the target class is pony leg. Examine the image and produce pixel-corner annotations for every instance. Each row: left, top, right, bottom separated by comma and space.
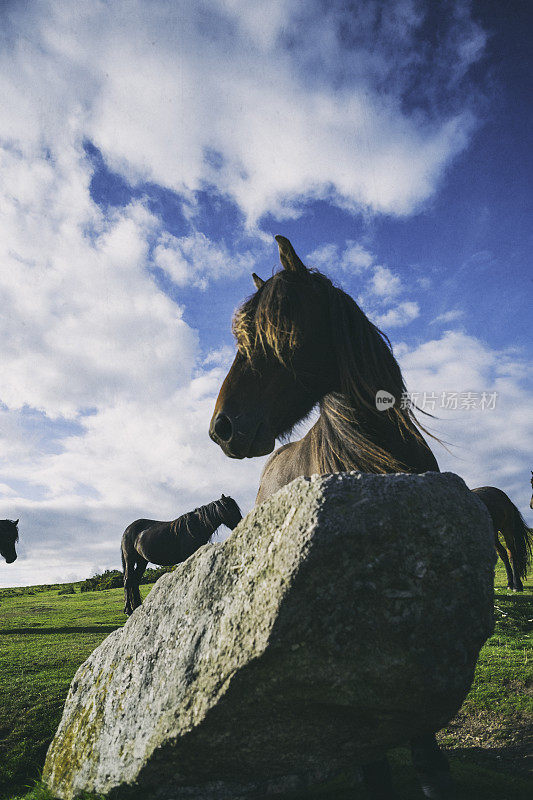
495, 537, 514, 590
360, 756, 399, 799
132, 556, 148, 610
503, 502, 531, 591
509, 552, 524, 592
410, 733, 454, 800
122, 545, 135, 616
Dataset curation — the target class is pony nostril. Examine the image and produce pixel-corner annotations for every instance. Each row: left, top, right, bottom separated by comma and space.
214, 413, 233, 442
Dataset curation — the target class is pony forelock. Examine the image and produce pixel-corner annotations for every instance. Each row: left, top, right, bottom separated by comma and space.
233, 270, 312, 365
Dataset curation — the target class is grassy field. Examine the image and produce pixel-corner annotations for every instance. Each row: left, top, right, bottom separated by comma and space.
0, 585, 150, 800
0, 565, 531, 800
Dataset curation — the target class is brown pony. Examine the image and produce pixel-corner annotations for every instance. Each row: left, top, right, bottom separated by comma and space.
0, 519, 19, 564
210, 237, 453, 800
473, 486, 532, 591
121, 495, 242, 616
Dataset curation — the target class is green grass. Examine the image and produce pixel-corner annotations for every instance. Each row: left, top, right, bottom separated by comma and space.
0, 566, 530, 800
0, 586, 137, 631
460, 588, 532, 714
0, 586, 151, 799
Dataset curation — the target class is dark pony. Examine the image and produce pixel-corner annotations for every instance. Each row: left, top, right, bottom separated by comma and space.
210, 237, 451, 800
473, 486, 532, 591
211, 235, 438, 503
0, 519, 19, 564
121, 495, 242, 616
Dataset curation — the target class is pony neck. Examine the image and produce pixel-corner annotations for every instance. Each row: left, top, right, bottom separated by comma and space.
199, 500, 226, 532
314, 388, 435, 474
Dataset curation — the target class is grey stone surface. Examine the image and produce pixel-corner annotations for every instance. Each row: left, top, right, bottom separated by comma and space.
43, 472, 495, 800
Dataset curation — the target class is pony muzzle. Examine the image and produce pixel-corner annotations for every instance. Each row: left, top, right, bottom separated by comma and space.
209, 411, 274, 458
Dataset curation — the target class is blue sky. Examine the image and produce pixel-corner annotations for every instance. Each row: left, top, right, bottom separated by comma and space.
1, 0, 531, 587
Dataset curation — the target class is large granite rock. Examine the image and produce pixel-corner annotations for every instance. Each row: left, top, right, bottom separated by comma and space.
43, 472, 495, 800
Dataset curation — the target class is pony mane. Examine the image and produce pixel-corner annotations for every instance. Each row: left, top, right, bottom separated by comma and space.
234, 268, 436, 473
171, 497, 241, 536
318, 275, 432, 473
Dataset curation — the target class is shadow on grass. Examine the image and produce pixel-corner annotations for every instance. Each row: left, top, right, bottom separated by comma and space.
1, 626, 121, 635
8, 749, 532, 800
281, 748, 533, 800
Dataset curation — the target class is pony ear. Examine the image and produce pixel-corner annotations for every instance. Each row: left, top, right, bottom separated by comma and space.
275, 235, 307, 274
221, 493, 226, 499
252, 272, 265, 290
14, 519, 19, 526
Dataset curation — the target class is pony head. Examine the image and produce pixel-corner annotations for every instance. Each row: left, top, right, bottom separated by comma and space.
210, 236, 338, 458
210, 236, 411, 464
0, 519, 19, 564
218, 495, 242, 530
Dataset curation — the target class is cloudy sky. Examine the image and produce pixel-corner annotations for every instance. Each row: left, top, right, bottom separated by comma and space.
1, 0, 531, 587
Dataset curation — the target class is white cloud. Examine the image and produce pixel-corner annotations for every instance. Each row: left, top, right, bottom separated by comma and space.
0, 146, 197, 418
154, 232, 256, 290
417, 277, 432, 290
307, 241, 374, 273
368, 265, 403, 300
202, 346, 236, 368
1, 0, 483, 226
306, 244, 339, 270
0, 137, 266, 586
4, 373, 262, 509
309, 240, 420, 328
374, 301, 420, 328
431, 309, 465, 324
1, 369, 267, 587
342, 244, 375, 272
398, 331, 533, 508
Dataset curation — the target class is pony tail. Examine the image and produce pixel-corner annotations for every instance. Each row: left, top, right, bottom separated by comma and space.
511, 504, 533, 579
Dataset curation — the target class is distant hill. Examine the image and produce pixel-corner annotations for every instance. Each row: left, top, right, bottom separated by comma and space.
0, 565, 174, 598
